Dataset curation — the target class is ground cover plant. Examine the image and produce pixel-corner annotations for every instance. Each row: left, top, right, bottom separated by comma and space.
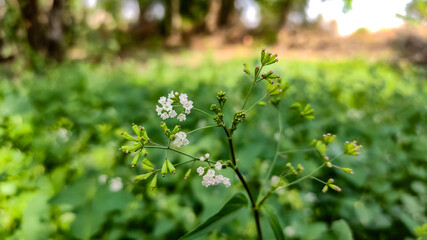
0, 53, 426, 239
118, 49, 362, 239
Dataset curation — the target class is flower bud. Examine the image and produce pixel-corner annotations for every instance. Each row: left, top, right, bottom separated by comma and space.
322, 185, 329, 193
172, 125, 181, 134
166, 159, 176, 174
134, 172, 153, 182
184, 169, 191, 179
149, 173, 158, 190
131, 153, 140, 167
329, 184, 342, 192
132, 124, 142, 137
121, 132, 137, 141
342, 168, 354, 174
161, 160, 168, 177
142, 158, 154, 171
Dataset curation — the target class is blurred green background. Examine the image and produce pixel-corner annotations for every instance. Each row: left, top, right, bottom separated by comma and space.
1, 0, 427, 239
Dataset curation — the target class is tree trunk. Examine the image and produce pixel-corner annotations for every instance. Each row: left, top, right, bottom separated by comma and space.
165, 0, 182, 47
47, 0, 65, 61
18, 0, 45, 53
218, 0, 235, 27
277, 0, 292, 30
205, 0, 221, 33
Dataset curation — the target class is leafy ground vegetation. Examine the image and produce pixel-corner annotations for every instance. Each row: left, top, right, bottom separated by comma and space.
0, 54, 426, 239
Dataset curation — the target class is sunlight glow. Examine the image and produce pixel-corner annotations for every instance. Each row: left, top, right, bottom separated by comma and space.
307, 0, 412, 36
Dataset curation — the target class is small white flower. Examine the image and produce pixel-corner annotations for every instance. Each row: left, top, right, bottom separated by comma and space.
184, 109, 191, 114
98, 174, 107, 184
169, 110, 177, 118
158, 96, 167, 105
166, 98, 173, 105
215, 174, 224, 184
207, 169, 215, 176
182, 138, 189, 146
175, 131, 187, 140
205, 153, 210, 158
222, 177, 231, 188
156, 105, 163, 115
163, 103, 173, 112
172, 131, 189, 147
109, 177, 123, 192
177, 113, 186, 121
200, 156, 205, 161
183, 100, 193, 111
197, 167, 204, 176
168, 91, 177, 99
271, 176, 280, 187
215, 161, 222, 170
179, 93, 188, 103
161, 112, 169, 120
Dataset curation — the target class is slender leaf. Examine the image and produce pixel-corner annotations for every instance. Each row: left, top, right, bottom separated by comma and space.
263, 205, 285, 240
179, 193, 248, 240
331, 219, 354, 240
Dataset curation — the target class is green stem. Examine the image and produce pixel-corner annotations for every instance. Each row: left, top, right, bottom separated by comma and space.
241, 83, 256, 110
186, 125, 218, 134
245, 92, 269, 113
241, 66, 263, 110
258, 110, 282, 203
222, 126, 263, 240
145, 145, 216, 164
151, 159, 197, 174
310, 176, 327, 184
193, 107, 214, 118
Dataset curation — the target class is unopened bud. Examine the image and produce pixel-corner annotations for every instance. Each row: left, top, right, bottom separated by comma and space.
342, 168, 354, 174
322, 185, 328, 193
184, 169, 191, 180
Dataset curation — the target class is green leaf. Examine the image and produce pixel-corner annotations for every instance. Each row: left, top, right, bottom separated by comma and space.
263, 205, 285, 240
331, 219, 354, 240
179, 193, 248, 240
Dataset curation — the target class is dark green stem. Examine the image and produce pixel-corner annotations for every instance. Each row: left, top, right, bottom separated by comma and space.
222, 127, 263, 240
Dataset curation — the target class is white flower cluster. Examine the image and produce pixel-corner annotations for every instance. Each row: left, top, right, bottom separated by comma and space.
156, 91, 193, 121
172, 131, 189, 147
199, 153, 210, 161
197, 162, 230, 188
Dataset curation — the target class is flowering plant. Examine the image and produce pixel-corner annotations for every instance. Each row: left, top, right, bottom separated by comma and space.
118, 49, 361, 239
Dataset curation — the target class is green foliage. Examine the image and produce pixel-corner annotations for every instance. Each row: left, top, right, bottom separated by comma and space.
0, 54, 426, 239
263, 205, 285, 240
179, 193, 248, 239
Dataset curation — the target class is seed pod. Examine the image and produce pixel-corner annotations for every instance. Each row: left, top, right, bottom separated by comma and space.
131, 153, 140, 167
161, 161, 168, 177
166, 159, 176, 174
142, 158, 154, 171
134, 172, 153, 182
184, 169, 191, 179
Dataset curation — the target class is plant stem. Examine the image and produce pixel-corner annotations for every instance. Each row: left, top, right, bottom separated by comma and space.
222, 127, 263, 240
193, 107, 214, 118
241, 83, 256, 110
245, 92, 269, 113
258, 111, 282, 203
186, 125, 218, 134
